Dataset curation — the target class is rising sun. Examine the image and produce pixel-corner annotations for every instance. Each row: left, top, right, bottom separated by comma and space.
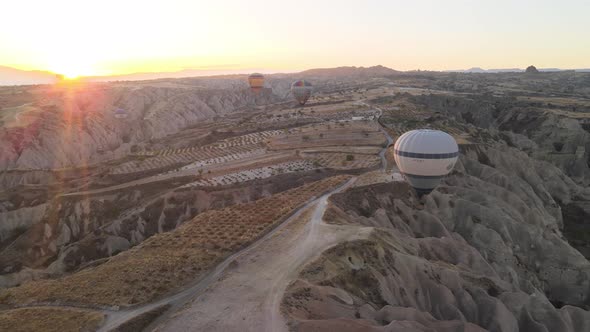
49, 56, 96, 80
52, 68, 86, 81
62, 72, 80, 80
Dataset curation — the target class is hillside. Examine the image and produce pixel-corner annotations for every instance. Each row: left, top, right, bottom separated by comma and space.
299, 65, 399, 78
0, 66, 58, 86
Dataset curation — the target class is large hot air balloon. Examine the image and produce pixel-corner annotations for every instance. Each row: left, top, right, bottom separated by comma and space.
114, 108, 128, 119
291, 80, 313, 105
248, 73, 265, 94
393, 129, 459, 196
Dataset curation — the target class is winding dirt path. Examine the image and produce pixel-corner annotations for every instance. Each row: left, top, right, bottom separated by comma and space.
150, 177, 371, 332
359, 101, 393, 172
80, 177, 356, 332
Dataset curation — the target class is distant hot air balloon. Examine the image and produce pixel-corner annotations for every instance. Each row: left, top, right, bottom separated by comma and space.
393, 129, 459, 196
114, 108, 128, 119
291, 80, 313, 106
248, 73, 265, 94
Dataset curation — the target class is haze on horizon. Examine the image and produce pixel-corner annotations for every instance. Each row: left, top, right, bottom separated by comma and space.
1, 0, 589, 78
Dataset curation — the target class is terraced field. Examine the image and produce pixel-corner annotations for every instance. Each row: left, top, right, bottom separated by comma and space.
311, 152, 380, 170
137, 130, 282, 156
112, 130, 282, 175
269, 122, 386, 151
387, 124, 463, 136
181, 160, 315, 188
169, 148, 269, 173
316, 110, 379, 122
0, 175, 351, 307
111, 144, 265, 174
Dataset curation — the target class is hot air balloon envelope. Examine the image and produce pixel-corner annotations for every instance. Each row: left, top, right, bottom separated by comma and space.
291, 80, 313, 105
248, 73, 265, 94
393, 129, 458, 196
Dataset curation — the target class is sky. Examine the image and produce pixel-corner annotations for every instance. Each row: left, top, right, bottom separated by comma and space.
1, 0, 589, 78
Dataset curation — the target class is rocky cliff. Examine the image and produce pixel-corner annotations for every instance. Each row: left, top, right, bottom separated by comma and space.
283, 142, 590, 331
0, 79, 287, 170
409, 94, 590, 186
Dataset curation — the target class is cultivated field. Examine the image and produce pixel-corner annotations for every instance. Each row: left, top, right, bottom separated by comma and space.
310, 152, 380, 169
181, 160, 316, 188
0, 307, 104, 332
269, 122, 386, 151
111, 130, 282, 175
0, 175, 351, 307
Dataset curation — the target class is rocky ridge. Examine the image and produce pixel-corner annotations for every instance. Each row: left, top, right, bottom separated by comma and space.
283, 141, 590, 331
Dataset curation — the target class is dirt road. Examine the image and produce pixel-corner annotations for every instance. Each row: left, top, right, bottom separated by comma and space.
359, 101, 393, 172
150, 178, 372, 332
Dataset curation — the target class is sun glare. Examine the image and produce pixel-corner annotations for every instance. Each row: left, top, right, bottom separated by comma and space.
62, 72, 79, 80
53, 65, 91, 80
48, 55, 97, 80
51, 66, 86, 80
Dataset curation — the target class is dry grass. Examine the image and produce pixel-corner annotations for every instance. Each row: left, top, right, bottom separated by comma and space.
1, 104, 39, 128
543, 108, 590, 119
516, 96, 590, 108
0, 307, 104, 332
111, 304, 170, 332
310, 152, 380, 170
270, 122, 386, 150
302, 146, 382, 155
353, 170, 397, 187
0, 175, 351, 307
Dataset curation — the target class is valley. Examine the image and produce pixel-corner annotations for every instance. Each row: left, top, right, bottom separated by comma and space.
1, 67, 590, 331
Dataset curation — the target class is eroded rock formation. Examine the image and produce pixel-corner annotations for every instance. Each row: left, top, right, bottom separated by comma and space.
283, 143, 590, 331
